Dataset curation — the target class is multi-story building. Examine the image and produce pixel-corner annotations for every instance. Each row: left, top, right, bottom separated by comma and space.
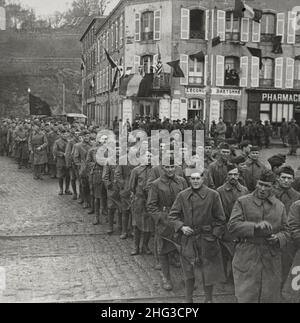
80, 17, 106, 119
81, 0, 300, 127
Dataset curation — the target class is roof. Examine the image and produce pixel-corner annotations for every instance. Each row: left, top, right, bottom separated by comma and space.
80, 16, 106, 41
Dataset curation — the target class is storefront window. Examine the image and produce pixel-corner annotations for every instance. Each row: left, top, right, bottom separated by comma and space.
271, 104, 294, 123
188, 99, 203, 120
224, 100, 238, 124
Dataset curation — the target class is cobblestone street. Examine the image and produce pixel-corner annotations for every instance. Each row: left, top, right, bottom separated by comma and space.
0, 147, 298, 303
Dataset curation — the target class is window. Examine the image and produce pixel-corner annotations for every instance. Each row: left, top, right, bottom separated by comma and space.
141, 55, 153, 74
190, 9, 205, 39
141, 11, 154, 41
261, 13, 275, 41
189, 57, 204, 85
225, 11, 240, 41
224, 56, 240, 86
260, 58, 274, 87
272, 104, 294, 123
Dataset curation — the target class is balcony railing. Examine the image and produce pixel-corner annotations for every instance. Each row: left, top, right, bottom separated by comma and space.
190, 30, 205, 40
141, 31, 154, 41
294, 80, 300, 89
226, 32, 241, 42
153, 73, 171, 90
225, 70, 240, 86
188, 76, 204, 86
261, 33, 274, 42
259, 79, 274, 88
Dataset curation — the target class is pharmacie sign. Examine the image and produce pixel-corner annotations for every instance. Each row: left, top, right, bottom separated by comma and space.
261, 91, 300, 103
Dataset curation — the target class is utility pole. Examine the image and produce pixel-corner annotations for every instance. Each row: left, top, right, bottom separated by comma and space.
205, 1, 214, 135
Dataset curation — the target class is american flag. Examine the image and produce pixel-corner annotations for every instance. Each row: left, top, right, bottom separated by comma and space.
155, 46, 163, 76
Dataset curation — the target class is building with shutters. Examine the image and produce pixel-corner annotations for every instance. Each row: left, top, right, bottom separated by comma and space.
81, 0, 300, 127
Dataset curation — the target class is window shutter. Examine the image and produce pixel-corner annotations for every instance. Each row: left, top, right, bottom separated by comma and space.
287, 11, 297, 44
251, 56, 259, 87
276, 13, 285, 39
154, 10, 161, 40
241, 18, 250, 42
134, 55, 140, 74
115, 19, 119, 48
204, 55, 208, 86
135, 13, 141, 41
240, 56, 249, 87
217, 10, 226, 41
107, 66, 110, 91
285, 57, 294, 88
275, 57, 284, 88
211, 55, 214, 86
205, 10, 210, 40
211, 9, 215, 39
100, 70, 102, 93
215, 55, 224, 86
180, 54, 189, 85
181, 8, 190, 40
252, 21, 261, 42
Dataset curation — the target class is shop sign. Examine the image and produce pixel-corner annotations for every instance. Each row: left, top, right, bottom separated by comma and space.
211, 88, 242, 96
185, 87, 206, 96
261, 92, 300, 103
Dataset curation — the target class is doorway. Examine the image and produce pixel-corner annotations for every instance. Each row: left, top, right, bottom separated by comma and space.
223, 100, 238, 124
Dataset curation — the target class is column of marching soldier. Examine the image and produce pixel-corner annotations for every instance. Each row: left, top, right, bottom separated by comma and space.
1, 119, 300, 303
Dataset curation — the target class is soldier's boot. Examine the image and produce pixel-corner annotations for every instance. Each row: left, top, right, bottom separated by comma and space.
65, 176, 72, 195
185, 278, 195, 303
107, 209, 114, 235
120, 212, 129, 239
93, 199, 101, 225
131, 227, 141, 256
160, 255, 173, 291
71, 180, 77, 200
58, 178, 64, 195
203, 285, 214, 304
141, 232, 152, 255
88, 197, 95, 214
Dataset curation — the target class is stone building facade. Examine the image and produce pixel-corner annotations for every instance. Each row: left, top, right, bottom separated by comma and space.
81, 0, 300, 127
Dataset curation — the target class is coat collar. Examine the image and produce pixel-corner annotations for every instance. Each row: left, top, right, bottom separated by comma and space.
252, 190, 276, 206
186, 185, 209, 200
160, 174, 181, 185
224, 182, 242, 192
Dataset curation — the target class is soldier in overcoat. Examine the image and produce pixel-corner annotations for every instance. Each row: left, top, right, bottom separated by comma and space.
168, 171, 226, 303
228, 170, 290, 303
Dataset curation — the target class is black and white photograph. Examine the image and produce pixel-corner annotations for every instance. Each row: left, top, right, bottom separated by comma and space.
1, 0, 300, 306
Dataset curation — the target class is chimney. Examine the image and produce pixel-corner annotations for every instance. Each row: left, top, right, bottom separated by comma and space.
0, 6, 6, 31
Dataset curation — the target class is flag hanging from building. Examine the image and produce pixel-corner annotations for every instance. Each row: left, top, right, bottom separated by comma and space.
137, 73, 154, 97
233, 0, 245, 18
212, 36, 221, 47
234, 0, 262, 22
154, 46, 163, 76
105, 49, 118, 69
167, 60, 185, 78
247, 47, 263, 69
272, 36, 283, 54
29, 94, 51, 116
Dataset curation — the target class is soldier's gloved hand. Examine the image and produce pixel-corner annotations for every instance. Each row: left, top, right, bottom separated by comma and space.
266, 234, 280, 247
181, 226, 194, 236
254, 221, 273, 237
